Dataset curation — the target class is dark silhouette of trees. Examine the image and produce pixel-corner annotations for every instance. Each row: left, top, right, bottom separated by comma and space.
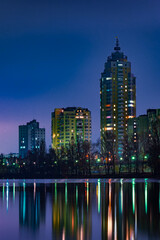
148, 119, 160, 175
101, 131, 116, 174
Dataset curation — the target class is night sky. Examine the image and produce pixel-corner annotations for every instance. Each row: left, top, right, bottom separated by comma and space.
0, 0, 160, 153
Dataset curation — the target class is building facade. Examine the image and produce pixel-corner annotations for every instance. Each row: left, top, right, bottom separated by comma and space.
51, 107, 91, 150
100, 38, 136, 160
127, 109, 160, 160
19, 120, 45, 158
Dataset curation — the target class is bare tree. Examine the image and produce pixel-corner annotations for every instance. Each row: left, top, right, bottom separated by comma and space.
101, 131, 116, 174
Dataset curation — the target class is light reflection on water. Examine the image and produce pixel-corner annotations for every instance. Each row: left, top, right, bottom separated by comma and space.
0, 179, 159, 240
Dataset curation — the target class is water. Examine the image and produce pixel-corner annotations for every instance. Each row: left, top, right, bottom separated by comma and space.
0, 179, 160, 240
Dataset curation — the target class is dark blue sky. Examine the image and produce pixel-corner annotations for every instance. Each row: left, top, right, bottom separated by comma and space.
0, 0, 160, 153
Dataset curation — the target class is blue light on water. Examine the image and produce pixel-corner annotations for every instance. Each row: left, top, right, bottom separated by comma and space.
65, 182, 67, 205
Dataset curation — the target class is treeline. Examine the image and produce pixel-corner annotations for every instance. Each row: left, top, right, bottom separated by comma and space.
1, 118, 160, 178
101, 117, 160, 175
0, 141, 96, 178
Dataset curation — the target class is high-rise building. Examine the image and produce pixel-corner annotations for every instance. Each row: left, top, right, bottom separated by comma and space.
51, 107, 91, 150
19, 120, 45, 158
127, 109, 160, 160
100, 38, 136, 160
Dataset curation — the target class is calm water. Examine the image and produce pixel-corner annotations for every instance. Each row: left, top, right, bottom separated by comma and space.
0, 179, 160, 240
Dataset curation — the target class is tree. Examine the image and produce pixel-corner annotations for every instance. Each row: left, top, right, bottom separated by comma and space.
101, 131, 116, 174
148, 119, 160, 175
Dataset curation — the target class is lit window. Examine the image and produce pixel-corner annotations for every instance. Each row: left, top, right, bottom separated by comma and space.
105, 127, 113, 131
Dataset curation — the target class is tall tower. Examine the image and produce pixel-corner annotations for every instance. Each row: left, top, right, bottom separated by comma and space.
100, 38, 136, 160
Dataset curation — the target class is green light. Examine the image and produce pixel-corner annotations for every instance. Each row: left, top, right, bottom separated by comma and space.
131, 156, 136, 160
144, 155, 148, 159
97, 158, 101, 163
55, 182, 57, 203
132, 181, 135, 214
75, 160, 78, 163
13, 163, 15, 166
13, 182, 15, 202
54, 161, 57, 164
145, 182, 148, 214
120, 157, 123, 160
2, 183, 4, 202
132, 178, 135, 185
86, 160, 89, 162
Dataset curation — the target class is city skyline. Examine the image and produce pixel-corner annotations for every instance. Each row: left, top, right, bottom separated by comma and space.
0, 0, 160, 153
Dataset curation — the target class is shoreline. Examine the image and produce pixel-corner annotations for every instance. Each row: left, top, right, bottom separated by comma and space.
0, 173, 159, 180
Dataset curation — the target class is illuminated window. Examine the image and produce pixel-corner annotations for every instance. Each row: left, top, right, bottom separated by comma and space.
128, 104, 134, 107
105, 127, 113, 131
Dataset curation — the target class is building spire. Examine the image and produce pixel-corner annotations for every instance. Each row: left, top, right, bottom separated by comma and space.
114, 37, 120, 51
